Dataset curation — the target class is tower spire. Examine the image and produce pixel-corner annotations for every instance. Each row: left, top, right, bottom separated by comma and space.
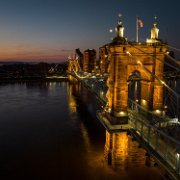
151, 16, 159, 39
153, 16, 158, 28
146, 16, 160, 43
116, 13, 124, 38
111, 14, 127, 44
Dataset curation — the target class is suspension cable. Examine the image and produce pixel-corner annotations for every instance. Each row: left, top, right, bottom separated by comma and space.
69, 59, 91, 79
167, 45, 180, 53
126, 44, 180, 98
164, 53, 180, 67
127, 51, 180, 118
136, 60, 180, 98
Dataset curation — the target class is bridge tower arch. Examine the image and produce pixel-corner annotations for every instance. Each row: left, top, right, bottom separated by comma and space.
106, 16, 167, 119
128, 70, 141, 104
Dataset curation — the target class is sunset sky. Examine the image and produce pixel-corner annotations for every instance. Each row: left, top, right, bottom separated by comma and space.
0, 0, 179, 62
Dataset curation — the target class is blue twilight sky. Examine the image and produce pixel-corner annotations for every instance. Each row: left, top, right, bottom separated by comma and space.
0, 0, 179, 62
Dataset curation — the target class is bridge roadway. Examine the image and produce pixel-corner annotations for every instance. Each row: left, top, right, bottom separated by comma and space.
68, 72, 180, 180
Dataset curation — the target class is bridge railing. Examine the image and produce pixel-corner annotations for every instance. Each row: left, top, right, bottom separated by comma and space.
83, 78, 107, 104
68, 71, 108, 103
128, 100, 180, 176
128, 98, 172, 126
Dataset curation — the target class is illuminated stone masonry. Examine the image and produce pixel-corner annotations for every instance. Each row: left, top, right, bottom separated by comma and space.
103, 16, 167, 118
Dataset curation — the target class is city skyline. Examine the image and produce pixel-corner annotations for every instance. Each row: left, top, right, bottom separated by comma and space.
0, 0, 179, 62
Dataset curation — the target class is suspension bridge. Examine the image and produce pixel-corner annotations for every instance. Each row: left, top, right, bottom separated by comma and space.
67, 15, 180, 180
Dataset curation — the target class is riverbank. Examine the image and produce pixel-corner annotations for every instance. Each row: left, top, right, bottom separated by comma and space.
0, 75, 68, 83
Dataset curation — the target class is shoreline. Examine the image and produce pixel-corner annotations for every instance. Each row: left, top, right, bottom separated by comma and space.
0, 76, 69, 83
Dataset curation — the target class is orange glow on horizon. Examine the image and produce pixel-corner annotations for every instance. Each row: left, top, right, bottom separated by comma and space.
0, 54, 68, 62
0, 43, 74, 62
0, 52, 68, 62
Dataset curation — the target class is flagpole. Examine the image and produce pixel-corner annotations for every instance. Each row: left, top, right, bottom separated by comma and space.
136, 16, 139, 42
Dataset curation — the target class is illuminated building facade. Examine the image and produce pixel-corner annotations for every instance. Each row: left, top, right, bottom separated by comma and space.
99, 45, 109, 75
83, 49, 96, 73
105, 16, 167, 118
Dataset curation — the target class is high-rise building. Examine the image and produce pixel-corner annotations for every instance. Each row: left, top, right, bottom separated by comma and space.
83, 49, 96, 73
99, 45, 109, 75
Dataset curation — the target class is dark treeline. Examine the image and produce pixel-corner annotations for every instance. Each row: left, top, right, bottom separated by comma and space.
0, 62, 68, 80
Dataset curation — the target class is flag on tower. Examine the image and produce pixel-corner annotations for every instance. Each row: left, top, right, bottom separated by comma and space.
137, 17, 143, 28
136, 17, 143, 42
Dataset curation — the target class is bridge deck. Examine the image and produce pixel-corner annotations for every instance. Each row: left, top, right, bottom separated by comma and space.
96, 110, 130, 132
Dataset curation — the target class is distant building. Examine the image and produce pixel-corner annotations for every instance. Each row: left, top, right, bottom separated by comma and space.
99, 45, 109, 75
83, 49, 96, 73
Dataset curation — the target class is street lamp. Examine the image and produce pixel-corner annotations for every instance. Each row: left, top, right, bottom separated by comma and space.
176, 153, 180, 173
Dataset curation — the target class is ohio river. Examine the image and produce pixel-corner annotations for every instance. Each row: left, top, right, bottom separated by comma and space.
0, 82, 167, 179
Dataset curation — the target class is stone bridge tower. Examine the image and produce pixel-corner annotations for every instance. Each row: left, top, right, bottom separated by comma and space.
105, 16, 167, 119
68, 57, 81, 73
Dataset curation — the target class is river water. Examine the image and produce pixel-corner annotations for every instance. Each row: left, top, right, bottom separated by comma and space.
0, 81, 168, 179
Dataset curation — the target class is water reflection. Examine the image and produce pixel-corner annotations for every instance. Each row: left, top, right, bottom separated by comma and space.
68, 83, 78, 113
0, 81, 168, 179
105, 131, 128, 168
68, 79, 165, 179
80, 122, 91, 151
104, 131, 164, 179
